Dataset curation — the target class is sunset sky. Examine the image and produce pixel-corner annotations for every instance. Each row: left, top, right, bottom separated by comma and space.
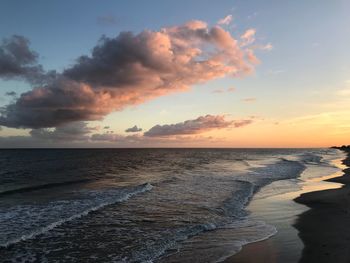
0, 0, 349, 147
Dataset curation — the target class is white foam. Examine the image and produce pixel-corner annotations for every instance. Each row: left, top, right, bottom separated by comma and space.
0, 183, 153, 248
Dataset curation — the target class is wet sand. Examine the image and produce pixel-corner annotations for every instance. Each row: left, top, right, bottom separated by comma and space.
226, 150, 348, 263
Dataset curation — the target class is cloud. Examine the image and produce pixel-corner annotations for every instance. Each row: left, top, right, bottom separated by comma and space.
240, 29, 256, 46
0, 19, 261, 129
89, 133, 217, 146
245, 48, 260, 64
212, 87, 235, 93
0, 132, 222, 148
212, 89, 225, 93
0, 115, 254, 147
29, 122, 96, 141
103, 126, 110, 129
144, 114, 252, 137
242, 97, 256, 102
217, 15, 233, 25
232, 119, 253, 127
0, 35, 47, 84
261, 43, 273, 51
90, 133, 126, 142
5, 91, 16, 96
7, 121, 150, 146
125, 125, 142, 132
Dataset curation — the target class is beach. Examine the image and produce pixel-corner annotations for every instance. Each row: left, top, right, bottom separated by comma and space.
294, 149, 350, 263
227, 149, 349, 263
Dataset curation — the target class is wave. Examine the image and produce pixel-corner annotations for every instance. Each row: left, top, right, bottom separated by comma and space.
0, 149, 337, 263
0, 179, 93, 197
151, 158, 307, 262
157, 219, 277, 263
0, 182, 153, 248
122, 159, 306, 262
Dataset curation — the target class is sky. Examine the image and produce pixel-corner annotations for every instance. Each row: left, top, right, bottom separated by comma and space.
0, 0, 349, 148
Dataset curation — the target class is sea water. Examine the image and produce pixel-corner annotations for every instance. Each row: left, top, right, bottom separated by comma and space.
0, 148, 343, 262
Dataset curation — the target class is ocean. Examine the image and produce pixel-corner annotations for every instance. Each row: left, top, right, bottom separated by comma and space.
0, 148, 343, 262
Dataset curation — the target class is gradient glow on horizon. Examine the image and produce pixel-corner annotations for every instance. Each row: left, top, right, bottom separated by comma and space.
0, 0, 349, 147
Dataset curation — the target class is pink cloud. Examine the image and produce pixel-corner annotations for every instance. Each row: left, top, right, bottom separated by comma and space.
240, 28, 256, 46
217, 15, 233, 25
144, 114, 253, 137
232, 119, 253, 127
0, 20, 260, 129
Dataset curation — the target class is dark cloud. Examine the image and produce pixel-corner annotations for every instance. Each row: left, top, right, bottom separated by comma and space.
0, 35, 46, 83
91, 133, 128, 142
144, 114, 237, 137
5, 91, 16, 96
232, 119, 253, 127
0, 115, 252, 147
103, 126, 110, 129
29, 122, 96, 141
0, 77, 111, 128
0, 20, 260, 129
88, 133, 217, 146
0, 132, 219, 148
0, 122, 97, 147
125, 125, 142, 133
144, 115, 254, 137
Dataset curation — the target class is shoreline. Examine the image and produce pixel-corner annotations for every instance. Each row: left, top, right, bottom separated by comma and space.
226, 149, 348, 263
294, 149, 350, 262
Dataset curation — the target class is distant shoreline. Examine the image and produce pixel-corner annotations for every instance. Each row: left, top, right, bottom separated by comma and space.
293, 148, 350, 262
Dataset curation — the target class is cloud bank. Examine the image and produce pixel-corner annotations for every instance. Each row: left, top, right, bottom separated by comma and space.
29, 122, 96, 141
0, 114, 254, 147
0, 20, 261, 129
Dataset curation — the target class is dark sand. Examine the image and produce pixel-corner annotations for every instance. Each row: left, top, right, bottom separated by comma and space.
226, 150, 350, 263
